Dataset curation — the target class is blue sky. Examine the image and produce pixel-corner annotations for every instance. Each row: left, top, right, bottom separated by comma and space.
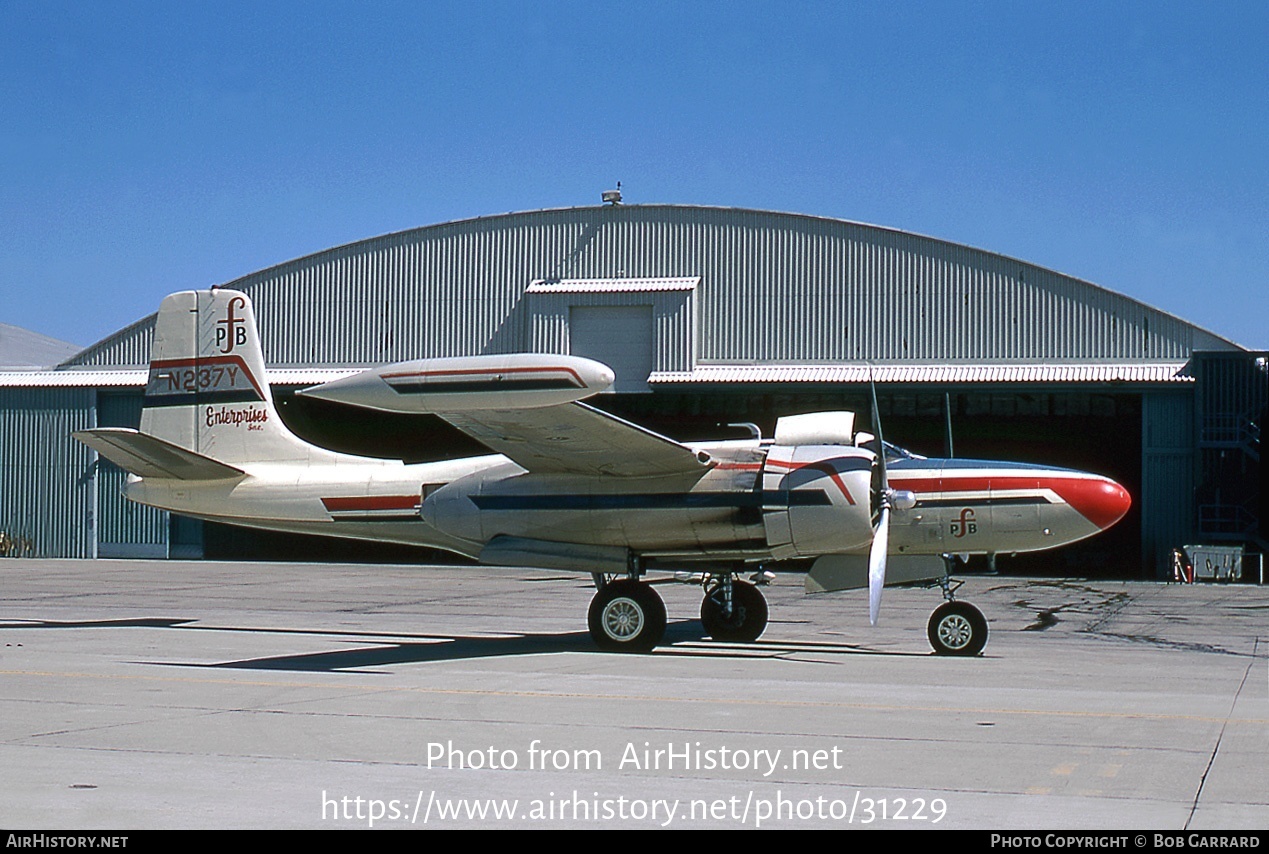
3, 1, 1266, 350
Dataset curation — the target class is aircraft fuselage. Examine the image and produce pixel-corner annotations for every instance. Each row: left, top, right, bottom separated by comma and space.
123, 441, 1128, 567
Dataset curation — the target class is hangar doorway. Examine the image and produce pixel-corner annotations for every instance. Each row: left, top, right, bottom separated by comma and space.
568, 305, 654, 393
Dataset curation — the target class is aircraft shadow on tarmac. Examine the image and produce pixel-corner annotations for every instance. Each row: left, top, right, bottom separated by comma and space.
0, 617, 924, 672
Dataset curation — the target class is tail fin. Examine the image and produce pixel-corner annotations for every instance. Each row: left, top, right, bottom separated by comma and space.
140, 289, 318, 465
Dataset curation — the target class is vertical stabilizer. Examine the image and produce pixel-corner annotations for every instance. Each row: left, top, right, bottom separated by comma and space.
139, 289, 319, 464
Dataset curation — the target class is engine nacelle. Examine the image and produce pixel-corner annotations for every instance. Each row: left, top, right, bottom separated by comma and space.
762, 444, 876, 558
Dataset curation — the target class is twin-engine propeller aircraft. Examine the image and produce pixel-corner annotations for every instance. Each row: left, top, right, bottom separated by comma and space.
75, 289, 1131, 655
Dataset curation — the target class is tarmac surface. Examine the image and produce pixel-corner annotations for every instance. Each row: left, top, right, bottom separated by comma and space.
0, 558, 1265, 829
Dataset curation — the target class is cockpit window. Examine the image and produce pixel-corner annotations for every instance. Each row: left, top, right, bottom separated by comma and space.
859, 437, 925, 462
882, 440, 923, 462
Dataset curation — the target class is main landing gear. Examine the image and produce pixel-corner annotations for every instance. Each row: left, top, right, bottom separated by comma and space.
925, 560, 988, 656
588, 579, 666, 652
586, 567, 771, 652
700, 575, 768, 643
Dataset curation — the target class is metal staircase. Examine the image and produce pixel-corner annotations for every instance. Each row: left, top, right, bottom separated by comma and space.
1194, 352, 1268, 554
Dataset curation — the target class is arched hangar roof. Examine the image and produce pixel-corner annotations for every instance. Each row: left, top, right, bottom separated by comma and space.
64, 205, 1241, 372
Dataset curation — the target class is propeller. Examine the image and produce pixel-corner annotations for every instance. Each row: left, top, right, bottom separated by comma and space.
867, 372, 889, 626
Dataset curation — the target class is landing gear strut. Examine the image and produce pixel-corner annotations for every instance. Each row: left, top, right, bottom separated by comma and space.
700, 574, 769, 642
925, 556, 988, 656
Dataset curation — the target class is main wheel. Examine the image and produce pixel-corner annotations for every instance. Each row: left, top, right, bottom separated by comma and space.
588, 580, 667, 652
700, 579, 769, 642
928, 601, 988, 656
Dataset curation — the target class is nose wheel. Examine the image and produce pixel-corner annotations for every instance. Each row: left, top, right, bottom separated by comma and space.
927, 601, 988, 656
588, 580, 666, 652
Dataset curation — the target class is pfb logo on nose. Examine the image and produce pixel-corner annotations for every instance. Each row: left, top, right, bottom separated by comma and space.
951, 507, 977, 538
216, 296, 249, 354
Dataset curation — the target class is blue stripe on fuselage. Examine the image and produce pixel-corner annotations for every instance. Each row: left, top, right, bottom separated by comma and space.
471, 491, 831, 511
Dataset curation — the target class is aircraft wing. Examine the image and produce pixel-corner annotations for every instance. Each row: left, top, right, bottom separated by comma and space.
298, 354, 708, 477
73, 428, 246, 481
440, 402, 709, 477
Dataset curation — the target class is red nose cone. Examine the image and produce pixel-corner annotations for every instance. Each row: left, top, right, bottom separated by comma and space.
1063, 477, 1132, 530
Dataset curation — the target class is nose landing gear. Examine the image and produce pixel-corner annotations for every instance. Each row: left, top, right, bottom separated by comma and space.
925, 558, 988, 656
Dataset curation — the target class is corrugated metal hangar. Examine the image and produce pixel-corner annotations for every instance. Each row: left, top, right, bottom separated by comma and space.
1, 204, 1265, 576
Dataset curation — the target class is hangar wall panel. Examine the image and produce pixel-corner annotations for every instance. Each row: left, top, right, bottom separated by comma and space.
96, 391, 168, 557
65, 206, 1238, 371
1141, 392, 1196, 577
69, 314, 155, 370
0, 388, 95, 558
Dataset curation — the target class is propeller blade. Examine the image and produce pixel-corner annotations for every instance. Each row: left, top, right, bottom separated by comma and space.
867, 366, 889, 626
869, 505, 889, 626
868, 368, 888, 491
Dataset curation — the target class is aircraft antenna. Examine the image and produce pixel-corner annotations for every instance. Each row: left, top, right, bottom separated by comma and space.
944, 392, 955, 458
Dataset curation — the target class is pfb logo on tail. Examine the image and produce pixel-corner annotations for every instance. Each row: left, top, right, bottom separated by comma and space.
216, 296, 249, 354
951, 508, 977, 538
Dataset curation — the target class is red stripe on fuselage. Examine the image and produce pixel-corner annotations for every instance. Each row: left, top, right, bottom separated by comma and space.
889, 474, 1131, 530
889, 475, 1037, 493
764, 458, 857, 505
322, 495, 420, 512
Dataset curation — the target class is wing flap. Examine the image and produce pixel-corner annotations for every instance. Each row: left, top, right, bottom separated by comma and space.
74, 428, 245, 481
440, 402, 707, 477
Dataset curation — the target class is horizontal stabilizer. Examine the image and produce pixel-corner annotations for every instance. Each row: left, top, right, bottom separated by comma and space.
74, 428, 245, 481
806, 553, 945, 593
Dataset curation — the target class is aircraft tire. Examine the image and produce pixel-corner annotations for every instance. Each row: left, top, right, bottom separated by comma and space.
700, 580, 768, 642
928, 601, 988, 656
588, 580, 666, 652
